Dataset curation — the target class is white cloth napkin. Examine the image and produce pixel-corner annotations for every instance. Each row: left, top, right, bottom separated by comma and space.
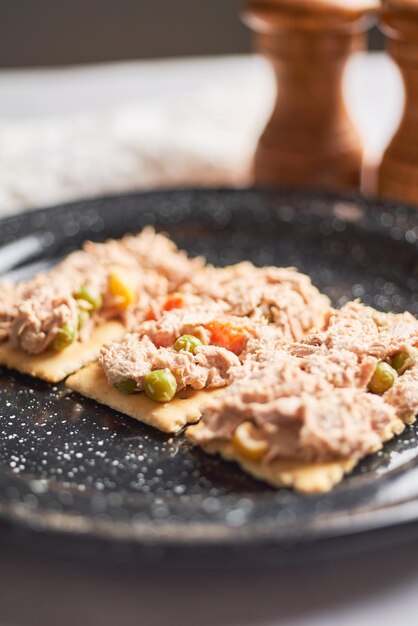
0, 57, 275, 216
0, 53, 403, 217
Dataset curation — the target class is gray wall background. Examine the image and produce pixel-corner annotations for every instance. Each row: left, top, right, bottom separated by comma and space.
0, 0, 384, 68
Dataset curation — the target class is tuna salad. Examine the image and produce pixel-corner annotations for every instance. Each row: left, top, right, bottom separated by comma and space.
125, 261, 331, 337
0, 281, 18, 343
181, 262, 331, 341
191, 303, 418, 465
102, 261, 332, 404
99, 311, 280, 401
99, 266, 330, 404
0, 228, 203, 355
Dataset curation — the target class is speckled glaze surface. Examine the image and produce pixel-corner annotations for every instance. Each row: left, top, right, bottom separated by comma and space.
0, 188, 418, 567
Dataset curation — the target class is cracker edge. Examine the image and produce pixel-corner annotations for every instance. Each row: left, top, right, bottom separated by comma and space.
66, 361, 223, 434
187, 415, 414, 494
0, 321, 125, 383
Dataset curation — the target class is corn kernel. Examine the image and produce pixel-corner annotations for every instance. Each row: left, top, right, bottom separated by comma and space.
108, 270, 137, 308
232, 421, 268, 461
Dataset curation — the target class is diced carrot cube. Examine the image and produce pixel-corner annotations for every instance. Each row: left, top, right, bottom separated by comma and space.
204, 320, 250, 355
163, 294, 186, 312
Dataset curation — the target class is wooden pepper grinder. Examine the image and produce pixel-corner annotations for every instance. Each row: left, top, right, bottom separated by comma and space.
242, 0, 379, 189
378, 1, 418, 204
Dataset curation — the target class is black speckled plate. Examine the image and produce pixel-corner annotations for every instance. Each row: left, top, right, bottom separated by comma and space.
1, 187, 418, 568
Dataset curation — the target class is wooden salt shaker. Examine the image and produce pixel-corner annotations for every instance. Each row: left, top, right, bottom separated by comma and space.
378, 0, 418, 204
243, 0, 379, 189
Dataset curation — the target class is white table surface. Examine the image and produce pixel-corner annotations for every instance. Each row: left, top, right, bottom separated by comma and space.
0, 54, 417, 626
1, 531, 418, 626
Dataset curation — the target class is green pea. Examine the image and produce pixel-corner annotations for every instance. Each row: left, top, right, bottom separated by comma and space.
74, 284, 103, 311
174, 334, 202, 355
368, 361, 398, 395
391, 350, 412, 374
78, 309, 90, 329
144, 369, 177, 403
51, 323, 77, 351
114, 378, 138, 394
